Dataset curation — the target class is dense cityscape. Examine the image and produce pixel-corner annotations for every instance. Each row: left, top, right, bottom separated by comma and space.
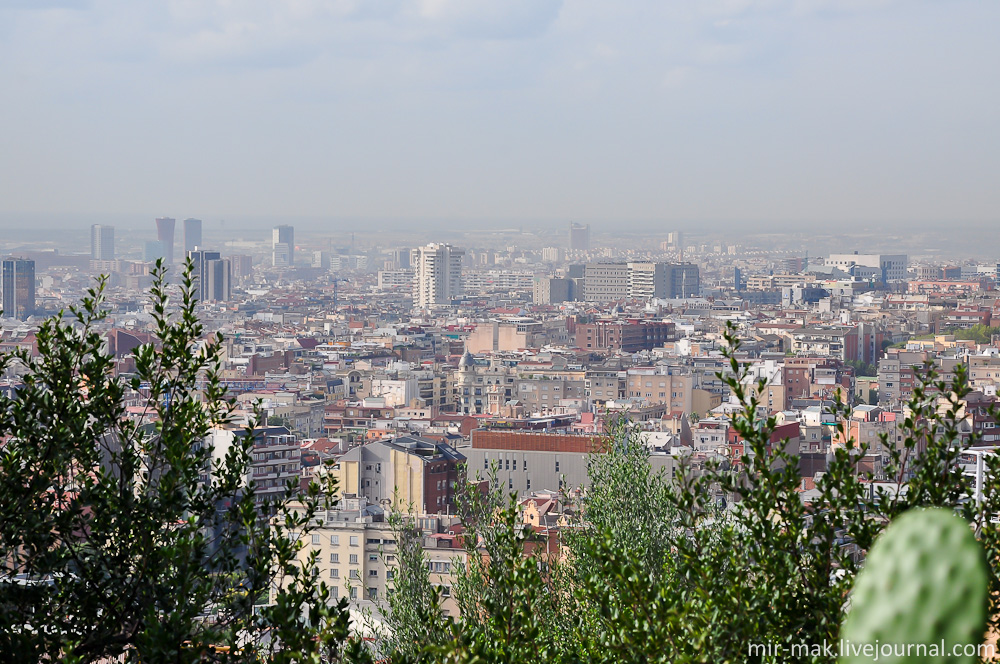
3, 1, 1000, 662
4, 218, 1000, 617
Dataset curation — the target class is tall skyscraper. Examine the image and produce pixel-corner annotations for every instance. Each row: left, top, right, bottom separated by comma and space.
569, 222, 590, 251
272, 225, 294, 267
183, 218, 203, 254
187, 249, 231, 302
155, 217, 176, 265
91, 224, 115, 261
2, 258, 35, 320
230, 255, 253, 284
410, 243, 464, 309
144, 241, 166, 262
666, 263, 700, 298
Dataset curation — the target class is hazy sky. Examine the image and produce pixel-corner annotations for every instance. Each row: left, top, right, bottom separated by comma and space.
1, 0, 998, 228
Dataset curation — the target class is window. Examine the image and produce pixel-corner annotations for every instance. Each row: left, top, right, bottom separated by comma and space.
369, 554, 378, 561
349, 554, 358, 565
555, 461, 560, 472
350, 569, 360, 580
505, 458, 509, 471
330, 535, 339, 546
311, 534, 321, 545
368, 587, 378, 601
512, 459, 517, 471
350, 535, 359, 547
386, 570, 395, 580
330, 569, 339, 579
331, 586, 338, 599
350, 587, 357, 600
526, 479, 531, 490
508, 478, 513, 489
330, 553, 339, 563
369, 569, 379, 577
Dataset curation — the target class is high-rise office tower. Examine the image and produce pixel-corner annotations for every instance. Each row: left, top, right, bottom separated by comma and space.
2, 258, 35, 320
183, 218, 203, 254
666, 263, 700, 298
569, 222, 590, 251
391, 248, 411, 269
144, 241, 166, 262
272, 225, 294, 267
410, 243, 464, 309
230, 255, 253, 284
187, 249, 231, 302
206, 258, 232, 302
90, 224, 115, 261
155, 217, 176, 265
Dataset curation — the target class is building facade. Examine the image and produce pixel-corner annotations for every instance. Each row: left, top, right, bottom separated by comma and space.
187, 249, 232, 302
411, 243, 464, 309
332, 436, 465, 514
154, 217, 176, 265
568, 222, 590, 251
1, 258, 35, 320
183, 218, 202, 254
90, 224, 115, 261
272, 225, 295, 267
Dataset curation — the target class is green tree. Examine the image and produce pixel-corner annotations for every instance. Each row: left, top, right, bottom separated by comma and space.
407, 323, 1000, 664
371, 509, 452, 662
846, 358, 878, 378
443, 467, 562, 663
0, 263, 366, 663
947, 324, 1000, 345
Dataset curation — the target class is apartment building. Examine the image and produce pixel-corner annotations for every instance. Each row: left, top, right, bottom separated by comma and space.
282, 500, 462, 613
464, 429, 679, 494
332, 436, 465, 514
826, 253, 907, 282
625, 367, 694, 413
575, 320, 676, 353
411, 243, 464, 308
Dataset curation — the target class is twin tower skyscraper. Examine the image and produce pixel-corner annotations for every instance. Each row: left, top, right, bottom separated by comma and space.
154, 217, 229, 301
92, 218, 229, 302
92, 218, 202, 264
153, 217, 202, 265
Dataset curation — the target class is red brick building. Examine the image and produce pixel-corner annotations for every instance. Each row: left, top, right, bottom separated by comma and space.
575, 320, 676, 353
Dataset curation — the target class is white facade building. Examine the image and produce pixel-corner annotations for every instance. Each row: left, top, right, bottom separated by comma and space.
826, 253, 907, 282
411, 243, 464, 308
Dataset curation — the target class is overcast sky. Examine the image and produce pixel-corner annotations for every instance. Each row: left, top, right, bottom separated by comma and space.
0, 0, 997, 229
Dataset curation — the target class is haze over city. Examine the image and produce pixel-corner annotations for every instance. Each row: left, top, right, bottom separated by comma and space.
1, 0, 998, 231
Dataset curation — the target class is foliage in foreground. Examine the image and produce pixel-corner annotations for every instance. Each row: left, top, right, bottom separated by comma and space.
379, 326, 1000, 664
4, 276, 1000, 663
0, 263, 368, 663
